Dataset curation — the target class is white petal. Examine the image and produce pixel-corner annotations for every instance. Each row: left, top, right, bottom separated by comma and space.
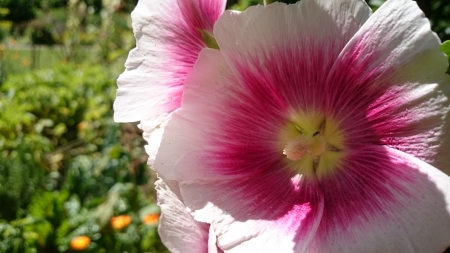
156, 178, 212, 253
208, 225, 224, 253
141, 113, 172, 166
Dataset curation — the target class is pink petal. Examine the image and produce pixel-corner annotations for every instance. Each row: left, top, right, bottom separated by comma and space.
214, 0, 371, 109
156, 178, 222, 253
155, 49, 253, 181
177, 0, 225, 32
308, 146, 450, 253
156, 49, 325, 251
180, 170, 323, 252
114, 0, 226, 123
322, 0, 450, 172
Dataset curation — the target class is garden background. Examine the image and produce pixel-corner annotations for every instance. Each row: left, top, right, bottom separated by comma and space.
0, 0, 449, 252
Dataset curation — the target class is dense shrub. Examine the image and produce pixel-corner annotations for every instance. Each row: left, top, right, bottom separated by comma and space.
0, 64, 167, 252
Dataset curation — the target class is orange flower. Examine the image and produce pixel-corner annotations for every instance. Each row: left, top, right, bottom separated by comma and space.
110, 214, 132, 230
143, 213, 160, 225
70, 235, 90, 251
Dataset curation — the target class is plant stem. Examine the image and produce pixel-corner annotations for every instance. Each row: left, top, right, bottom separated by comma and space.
263, 0, 276, 5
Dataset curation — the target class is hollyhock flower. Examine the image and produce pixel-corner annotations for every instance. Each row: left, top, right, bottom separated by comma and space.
113, 0, 226, 164
156, 178, 222, 253
155, 0, 450, 252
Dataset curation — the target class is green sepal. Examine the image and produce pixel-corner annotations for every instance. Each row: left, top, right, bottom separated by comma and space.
199, 29, 220, 50
440, 40, 450, 74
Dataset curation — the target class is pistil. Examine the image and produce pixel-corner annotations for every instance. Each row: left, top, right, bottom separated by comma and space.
283, 133, 326, 161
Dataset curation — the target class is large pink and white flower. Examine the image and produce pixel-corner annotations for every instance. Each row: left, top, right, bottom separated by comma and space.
155, 0, 450, 252
113, 0, 226, 163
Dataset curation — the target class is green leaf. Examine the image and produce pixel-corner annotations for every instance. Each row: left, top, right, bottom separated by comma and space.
441, 40, 450, 58
441, 40, 450, 74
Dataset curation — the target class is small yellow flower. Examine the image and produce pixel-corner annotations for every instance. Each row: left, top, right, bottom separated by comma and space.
143, 213, 160, 225
110, 214, 132, 230
70, 235, 90, 251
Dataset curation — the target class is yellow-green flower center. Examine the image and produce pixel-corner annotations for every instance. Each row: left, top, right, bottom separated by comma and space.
279, 112, 345, 178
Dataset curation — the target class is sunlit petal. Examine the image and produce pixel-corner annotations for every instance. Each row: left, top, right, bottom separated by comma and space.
156, 178, 220, 253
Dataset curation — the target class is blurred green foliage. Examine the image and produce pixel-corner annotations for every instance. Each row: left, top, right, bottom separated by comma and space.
0, 0, 168, 251
0, 64, 167, 252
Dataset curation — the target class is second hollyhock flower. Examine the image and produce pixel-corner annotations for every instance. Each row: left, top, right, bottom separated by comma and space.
114, 0, 226, 164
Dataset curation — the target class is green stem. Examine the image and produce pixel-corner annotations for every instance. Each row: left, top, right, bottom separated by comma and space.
263, 0, 276, 5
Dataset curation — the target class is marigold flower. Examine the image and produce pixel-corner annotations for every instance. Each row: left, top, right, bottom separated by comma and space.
155, 0, 450, 252
70, 235, 90, 251
110, 214, 132, 230
143, 213, 160, 225
113, 0, 226, 165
